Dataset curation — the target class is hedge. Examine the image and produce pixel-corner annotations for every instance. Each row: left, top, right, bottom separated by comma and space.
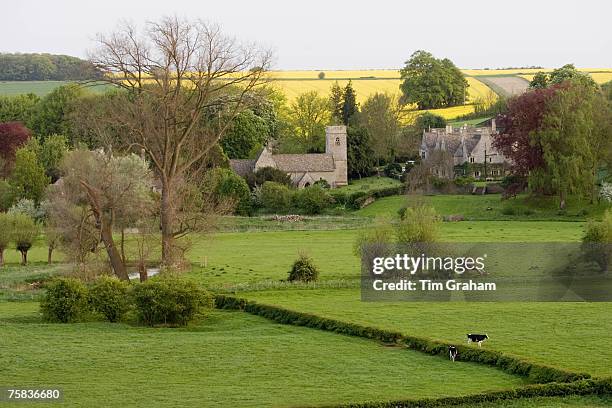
331, 185, 404, 210
318, 378, 612, 408
215, 295, 590, 384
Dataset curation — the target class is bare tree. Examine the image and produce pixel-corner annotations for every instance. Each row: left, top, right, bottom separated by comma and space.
88, 17, 271, 266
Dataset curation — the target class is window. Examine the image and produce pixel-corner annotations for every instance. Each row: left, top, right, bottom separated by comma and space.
469, 157, 474, 163
488, 157, 492, 162
335, 137, 341, 146
475, 171, 481, 177
421, 151, 426, 159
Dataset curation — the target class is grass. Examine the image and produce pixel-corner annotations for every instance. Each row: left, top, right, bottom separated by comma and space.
0, 303, 526, 408
0, 80, 110, 96
335, 176, 402, 194
355, 193, 609, 221
241, 289, 612, 377
452, 395, 612, 407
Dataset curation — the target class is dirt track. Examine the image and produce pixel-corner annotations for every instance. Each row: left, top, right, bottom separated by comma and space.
479, 76, 529, 96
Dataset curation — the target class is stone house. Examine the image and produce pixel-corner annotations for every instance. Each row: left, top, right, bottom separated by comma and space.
419, 120, 509, 179
230, 126, 348, 188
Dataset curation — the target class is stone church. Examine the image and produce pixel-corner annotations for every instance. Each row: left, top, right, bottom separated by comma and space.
230, 126, 348, 188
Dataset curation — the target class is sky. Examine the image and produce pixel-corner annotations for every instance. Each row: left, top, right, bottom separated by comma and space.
1, 0, 611, 70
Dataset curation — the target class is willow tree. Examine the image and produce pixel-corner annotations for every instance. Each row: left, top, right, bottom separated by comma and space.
88, 17, 271, 266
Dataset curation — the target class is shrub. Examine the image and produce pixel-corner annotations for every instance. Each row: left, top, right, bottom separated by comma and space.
313, 178, 330, 189
261, 181, 293, 212
0, 212, 13, 266
10, 212, 39, 265
0, 179, 14, 211
247, 166, 292, 188
203, 168, 251, 215
384, 162, 403, 178
396, 204, 440, 244
130, 277, 213, 326
288, 253, 319, 282
89, 276, 130, 322
600, 182, 612, 202
40, 278, 89, 323
294, 185, 333, 214
454, 176, 475, 186
8, 198, 45, 221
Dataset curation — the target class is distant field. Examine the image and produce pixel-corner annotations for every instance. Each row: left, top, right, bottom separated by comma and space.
520, 72, 612, 85
478, 76, 529, 96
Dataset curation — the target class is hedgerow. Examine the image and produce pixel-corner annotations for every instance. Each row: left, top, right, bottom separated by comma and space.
215, 295, 590, 384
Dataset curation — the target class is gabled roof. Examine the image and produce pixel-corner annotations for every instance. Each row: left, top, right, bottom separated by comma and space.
422, 131, 483, 158
270, 154, 335, 172
229, 159, 255, 177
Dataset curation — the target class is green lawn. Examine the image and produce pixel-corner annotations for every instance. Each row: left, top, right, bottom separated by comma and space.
242, 289, 612, 378
356, 194, 609, 221
0, 302, 526, 408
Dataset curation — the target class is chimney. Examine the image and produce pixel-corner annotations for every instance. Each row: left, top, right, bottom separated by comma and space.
491, 118, 496, 134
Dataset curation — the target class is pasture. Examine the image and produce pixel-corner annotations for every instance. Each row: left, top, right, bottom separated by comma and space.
0, 303, 527, 407
0, 189, 610, 406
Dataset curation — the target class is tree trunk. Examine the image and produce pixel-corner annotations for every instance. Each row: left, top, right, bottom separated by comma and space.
0, 249, 4, 267
48, 246, 53, 265
559, 190, 566, 210
120, 228, 126, 264
139, 262, 147, 282
160, 180, 176, 267
20, 250, 27, 266
100, 221, 129, 281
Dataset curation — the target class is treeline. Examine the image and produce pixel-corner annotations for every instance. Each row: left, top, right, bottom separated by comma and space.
0, 53, 101, 81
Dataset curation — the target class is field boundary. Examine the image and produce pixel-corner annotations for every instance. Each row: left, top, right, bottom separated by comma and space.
214, 295, 612, 407
214, 295, 590, 383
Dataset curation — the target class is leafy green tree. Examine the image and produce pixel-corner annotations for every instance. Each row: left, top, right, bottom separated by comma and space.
202, 168, 251, 215
10, 212, 40, 265
284, 91, 330, 153
342, 81, 358, 126
400, 50, 467, 109
0, 53, 100, 81
220, 110, 269, 159
38, 134, 69, 182
9, 147, 50, 203
247, 166, 292, 188
0, 212, 13, 266
359, 93, 402, 162
414, 112, 446, 131
294, 185, 332, 215
535, 81, 606, 208
261, 181, 293, 212
0, 180, 14, 211
0, 94, 40, 124
30, 84, 84, 139
529, 64, 596, 90
329, 81, 344, 124
396, 204, 440, 244
347, 126, 375, 179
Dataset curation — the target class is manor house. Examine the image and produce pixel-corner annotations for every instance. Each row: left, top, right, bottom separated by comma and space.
230, 126, 348, 188
419, 120, 509, 179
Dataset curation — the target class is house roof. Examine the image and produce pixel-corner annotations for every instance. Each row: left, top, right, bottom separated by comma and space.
270, 154, 335, 172
229, 159, 255, 177
422, 131, 483, 158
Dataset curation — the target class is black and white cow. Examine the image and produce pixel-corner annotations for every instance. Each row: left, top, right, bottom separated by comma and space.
467, 333, 488, 347
448, 346, 458, 362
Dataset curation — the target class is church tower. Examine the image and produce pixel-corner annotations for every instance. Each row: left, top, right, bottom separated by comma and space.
325, 126, 348, 187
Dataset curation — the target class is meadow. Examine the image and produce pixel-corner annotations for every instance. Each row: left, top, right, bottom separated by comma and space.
0, 189, 610, 407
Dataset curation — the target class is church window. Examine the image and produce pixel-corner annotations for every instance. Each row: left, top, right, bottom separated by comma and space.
335, 137, 341, 145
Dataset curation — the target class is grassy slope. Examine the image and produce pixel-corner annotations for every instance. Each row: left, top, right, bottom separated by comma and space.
0, 303, 525, 408
336, 176, 402, 194
356, 194, 608, 221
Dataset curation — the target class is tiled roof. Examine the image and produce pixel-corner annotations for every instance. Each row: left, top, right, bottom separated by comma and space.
271, 154, 335, 172
229, 159, 255, 177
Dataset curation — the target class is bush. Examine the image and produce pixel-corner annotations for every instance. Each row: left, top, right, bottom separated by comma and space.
454, 176, 475, 186
203, 168, 251, 215
288, 254, 319, 282
130, 277, 213, 326
247, 166, 292, 188
10, 212, 39, 265
313, 178, 330, 189
0, 179, 14, 211
89, 276, 130, 322
396, 204, 440, 244
294, 185, 333, 214
261, 181, 293, 212
384, 162, 403, 178
40, 278, 89, 323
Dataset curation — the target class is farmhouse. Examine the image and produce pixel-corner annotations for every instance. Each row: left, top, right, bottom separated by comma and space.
230, 126, 348, 188
420, 120, 509, 179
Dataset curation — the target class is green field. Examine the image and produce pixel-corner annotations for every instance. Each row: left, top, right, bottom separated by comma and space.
356, 193, 607, 221
0, 302, 526, 408
0, 190, 610, 406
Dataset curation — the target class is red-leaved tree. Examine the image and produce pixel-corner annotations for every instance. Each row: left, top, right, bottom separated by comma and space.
493, 86, 564, 178
0, 122, 31, 177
